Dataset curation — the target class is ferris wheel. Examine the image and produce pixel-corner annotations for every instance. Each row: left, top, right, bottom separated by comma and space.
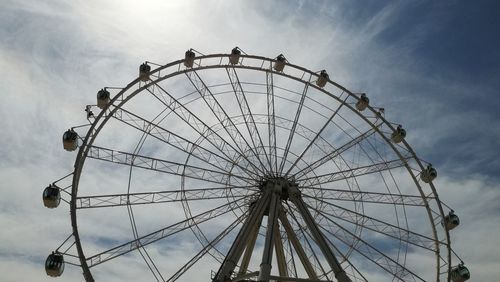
43, 48, 470, 282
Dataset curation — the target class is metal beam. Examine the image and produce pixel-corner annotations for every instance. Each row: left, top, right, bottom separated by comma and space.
285, 93, 348, 176
186, 71, 270, 175
317, 222, 425, 281
266, 70, 278, 175
297, 158, 410, 187
279, 211, 318, 279
273, 220, 288, 280
213, 191, 271, 282
146, 84, 264, 176
288, 186, 351, 282
292, 127, 378, 180
237, 214, 262, 276
301, 187, 432, 207
279, 78, 310, 174
86, 145, 253, 186
76, 186, 257, 209
303, 197, 437, 251
268, 275, 330, 282
111, 107, 258, 180
87, 197, 247, 267
166, 212, 245, 281
258, 191, 280, 281
226, 67, 272, 172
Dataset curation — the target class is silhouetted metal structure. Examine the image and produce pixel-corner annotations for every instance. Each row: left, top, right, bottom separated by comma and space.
44, 48, 468, 282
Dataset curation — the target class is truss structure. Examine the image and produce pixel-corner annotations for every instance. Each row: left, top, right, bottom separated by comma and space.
45, 51, 466, 282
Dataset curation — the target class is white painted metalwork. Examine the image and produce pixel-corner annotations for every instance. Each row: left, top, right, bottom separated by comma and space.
44, 50, 467, 282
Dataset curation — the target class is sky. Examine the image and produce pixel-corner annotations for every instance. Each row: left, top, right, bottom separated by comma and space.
1, 0, 500, 281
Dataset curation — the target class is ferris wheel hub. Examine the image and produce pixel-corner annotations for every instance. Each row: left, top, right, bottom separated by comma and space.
258, 177, 299, 201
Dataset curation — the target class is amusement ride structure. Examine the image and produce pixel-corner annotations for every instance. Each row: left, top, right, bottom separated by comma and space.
43, 48, 470, 282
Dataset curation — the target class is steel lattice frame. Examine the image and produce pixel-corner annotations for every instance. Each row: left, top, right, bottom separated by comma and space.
47, 53, 462, 282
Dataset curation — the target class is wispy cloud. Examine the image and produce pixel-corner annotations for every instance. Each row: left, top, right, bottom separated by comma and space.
1, 0, 498, 281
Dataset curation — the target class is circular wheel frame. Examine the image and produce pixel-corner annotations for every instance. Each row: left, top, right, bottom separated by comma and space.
55, 52, 456, 282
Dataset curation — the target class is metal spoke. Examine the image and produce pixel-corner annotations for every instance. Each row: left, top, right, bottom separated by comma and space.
257, 191, 281, 281
279, 210, 319, 279
185, 70, 270, 174
288, 190, 350, 281
283, 229, 299, 278
292, 126, 379, 180
126, 114, 166, 282
273, 219, 289, 279
298, 157, 411, 187
279, 77, 311, 174
127, 206, 164, 282
316, 216, 426, 281
266, 70, 278, 175
145, 82, 265, 177
267, 275, 330, 282
287, 203, 327, 280
237, 213, 262, 276
320, 228, 369, 282
87, 196, 248, 267
303, 196, 437, 251
240, 112, 336, 162
167, 211, 246, 282
110, 106, 258, 180
301, 187, 433, 206
226, 67, 272, 173
50, 54, 453, 282
285, 93, 348, 176
76, 186, 257, 209
213, 190, 271, 282
86, 145, 254, 186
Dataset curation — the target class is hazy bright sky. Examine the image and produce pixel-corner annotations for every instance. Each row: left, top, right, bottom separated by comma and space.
1, 0, 499, 281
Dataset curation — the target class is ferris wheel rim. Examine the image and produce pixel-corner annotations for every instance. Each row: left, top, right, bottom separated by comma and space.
177, 111, 367, 264
67, 53, 451, 281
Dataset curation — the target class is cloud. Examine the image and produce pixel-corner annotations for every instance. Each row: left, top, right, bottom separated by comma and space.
0, 0, 498, 281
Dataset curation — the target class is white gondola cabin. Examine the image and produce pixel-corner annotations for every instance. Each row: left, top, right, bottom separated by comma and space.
443, 211, 460, 230
356, 93, 370, 111
96, 89, 110, 109
62, 129, 78, 151
391, 125, 406, 143
421, 164, 437, 183
139, 63, 151, 82
43, 185, 60, 208
450, 263, 470, 282
316, 70, 329, 88
229, 47, 241, 65
45, 252, 64, 277
184, 50, 195, 68
274, 54, 286, 72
